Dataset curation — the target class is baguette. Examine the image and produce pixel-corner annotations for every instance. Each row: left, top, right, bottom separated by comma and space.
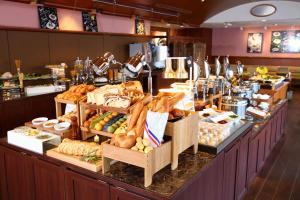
135, 107, 148, 137
169, 92, 185, 110
128, 101, 144, 131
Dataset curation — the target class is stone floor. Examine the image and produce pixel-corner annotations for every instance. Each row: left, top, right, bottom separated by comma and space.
244, 88, 300, 200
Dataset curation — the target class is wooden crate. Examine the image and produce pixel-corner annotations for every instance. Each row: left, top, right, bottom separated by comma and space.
259, 82, 289, 103
102, 140, 172, 187
54, 97, 81, 123
165, 113, 198, 170
25, 121, 72, 139
47, 148, 101, 172
80, 127, 113, 140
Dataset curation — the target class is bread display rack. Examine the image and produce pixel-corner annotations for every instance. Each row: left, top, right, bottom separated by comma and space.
55, 97, 82, 124
102, 138, 172, 187
165, 113, 198, 170
79, 94, 152, 140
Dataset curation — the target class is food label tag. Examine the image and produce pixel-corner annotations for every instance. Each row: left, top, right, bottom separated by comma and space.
65, 104, 76, 114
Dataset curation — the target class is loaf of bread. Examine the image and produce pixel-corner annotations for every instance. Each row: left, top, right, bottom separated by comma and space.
56, 139, 102, 157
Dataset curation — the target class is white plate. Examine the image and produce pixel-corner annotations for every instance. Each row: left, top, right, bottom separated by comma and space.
54, 122, 71, 131
32, 117, 48, 125
43, 119, 59, 128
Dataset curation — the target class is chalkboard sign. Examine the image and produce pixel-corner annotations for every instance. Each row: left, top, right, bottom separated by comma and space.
135, 17, 145, 35
38, 6, 59, 30
82, 11, 98, 32
271, 30, 300, 53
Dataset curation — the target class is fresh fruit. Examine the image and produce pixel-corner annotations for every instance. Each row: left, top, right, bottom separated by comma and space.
99, 120, 106, 126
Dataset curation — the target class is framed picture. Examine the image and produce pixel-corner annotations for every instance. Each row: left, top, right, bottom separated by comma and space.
270, 30, 300, 53
82, 11, 98, 32
247, 33, 263, 53
135, 17, 145, 35
38, 6, 59, 30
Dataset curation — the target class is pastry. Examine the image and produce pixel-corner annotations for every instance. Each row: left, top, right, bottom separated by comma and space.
56, 139, 102, 157
121, 81, 143, 93
103, 94, 131, 108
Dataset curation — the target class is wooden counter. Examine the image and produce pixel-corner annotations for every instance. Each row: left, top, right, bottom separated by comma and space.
0, 100, 288, 200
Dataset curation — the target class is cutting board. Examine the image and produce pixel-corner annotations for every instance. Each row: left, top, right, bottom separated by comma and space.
46, 148, 102, 172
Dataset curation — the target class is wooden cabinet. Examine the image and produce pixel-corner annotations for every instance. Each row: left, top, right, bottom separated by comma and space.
236, 131, 251, 200
270, 116, 277, 150
172, 153, 224, 200
0, 146, 8, 200
110, 187, 149, 200
275, 111, 282, 143
33, 158, 65, 200
65, 170, 110, 200
265, 122, 272, 158
257, 128, 266, 171
247, 133, 259, 185
3, 148, 35, 200
223, 141, 240, 200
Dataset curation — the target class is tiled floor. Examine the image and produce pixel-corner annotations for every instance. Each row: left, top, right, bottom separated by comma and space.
244, 88, 300, 200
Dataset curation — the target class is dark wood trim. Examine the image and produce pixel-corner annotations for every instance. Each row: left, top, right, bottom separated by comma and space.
0, 26, 162, 38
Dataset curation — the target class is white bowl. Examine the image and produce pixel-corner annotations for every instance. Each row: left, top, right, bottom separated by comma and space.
54, 122, 71, 131
43, 119, 59, 128
32, 117, 48, 125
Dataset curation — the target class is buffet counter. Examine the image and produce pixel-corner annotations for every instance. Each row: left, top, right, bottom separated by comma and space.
0, 100, 288, 200
0, 92, 60, 138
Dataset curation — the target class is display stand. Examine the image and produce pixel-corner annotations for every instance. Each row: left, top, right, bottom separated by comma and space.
165, 113, 198, 170
102, 139, 172, 187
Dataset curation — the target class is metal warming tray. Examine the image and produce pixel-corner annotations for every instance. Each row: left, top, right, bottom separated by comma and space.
198, 121, 252, 154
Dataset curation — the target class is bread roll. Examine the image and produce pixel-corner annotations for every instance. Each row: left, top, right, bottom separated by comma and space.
115, 134, 136, 149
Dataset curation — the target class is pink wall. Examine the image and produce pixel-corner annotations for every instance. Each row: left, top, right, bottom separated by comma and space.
212, 25, 300, 58
0, 0, 150, 35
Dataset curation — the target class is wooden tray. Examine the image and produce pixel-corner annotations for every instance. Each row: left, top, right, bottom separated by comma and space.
165, 113, 198, 170
102, 139, 172, 187
80, 126, 113, 140
25, 121, 72, 139
47, 148, 101, 172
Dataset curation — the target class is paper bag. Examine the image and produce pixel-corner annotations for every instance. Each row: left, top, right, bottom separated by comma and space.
143, 111, 169, 147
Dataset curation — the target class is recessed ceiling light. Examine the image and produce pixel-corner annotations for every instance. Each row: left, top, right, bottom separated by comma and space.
240, 26, 244, 31
264, 26, 268, 30
166, 23, 170, 26
225, 25, 228, 28
274, 23, 278, 26
261, 19, 267, 22
201, 0, 205, 2
250, 4, 277, 17
180, 25, 184, 28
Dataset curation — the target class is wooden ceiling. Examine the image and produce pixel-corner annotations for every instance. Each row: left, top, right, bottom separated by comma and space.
9, 0, 274, 26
